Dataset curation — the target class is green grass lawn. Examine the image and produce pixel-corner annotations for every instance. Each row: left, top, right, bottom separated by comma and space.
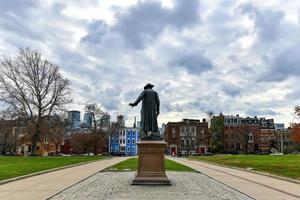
0, 156, 107, 181
190, 154, 300, 180
105, 158, 195, 172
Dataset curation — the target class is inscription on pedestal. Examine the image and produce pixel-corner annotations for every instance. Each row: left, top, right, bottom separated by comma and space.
132, 141, 171, 185
140, 153, 163, 173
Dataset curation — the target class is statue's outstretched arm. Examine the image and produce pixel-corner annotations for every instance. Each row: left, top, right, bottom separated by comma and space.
130, 91, 145, 107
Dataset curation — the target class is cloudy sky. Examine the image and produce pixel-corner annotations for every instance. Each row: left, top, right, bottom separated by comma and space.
0, 0, 300, 126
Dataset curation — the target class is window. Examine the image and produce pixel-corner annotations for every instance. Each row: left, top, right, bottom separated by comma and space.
186, 127, 190, 132
181, 140, 185, 148
128, 131, 131, 136
132, 147, 135, 152
123, 139, 125, 144
172, 128, 176, 139
133, 131, 135, 137
248, 133, 253, 142
191, 126, 195, 133
127, 147, 130, 152
119, 139, 122, 144
180, 126, 184, 132
132, 139, 135, 144
127, 139, 130, 144
201, 129, 204, 137
111, 139, 114, 143
191, 139, 195, 148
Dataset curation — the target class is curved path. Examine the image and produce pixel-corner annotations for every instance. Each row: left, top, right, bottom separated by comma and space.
0, 157, 128, 200
169, 157, 300, 200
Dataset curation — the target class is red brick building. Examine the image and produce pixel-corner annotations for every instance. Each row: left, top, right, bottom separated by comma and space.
164, 119, 209, 156
221, 115, 275, 153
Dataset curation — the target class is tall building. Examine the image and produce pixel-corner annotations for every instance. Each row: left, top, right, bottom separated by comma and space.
100, 113, 110, 131
83, 112, 93, 129
67, 110, 81, 130
117, 115, 125, 127
164, 119, 209, 156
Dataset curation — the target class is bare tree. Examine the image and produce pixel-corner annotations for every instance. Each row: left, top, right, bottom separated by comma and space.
239, 125, 250, 155
0, 48, 71, 155
84, 103, 107, 155
295, 106, 300, 120
47, 115, 65, 155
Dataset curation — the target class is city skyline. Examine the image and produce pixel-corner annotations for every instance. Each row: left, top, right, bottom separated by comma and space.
1, 0, 300, 126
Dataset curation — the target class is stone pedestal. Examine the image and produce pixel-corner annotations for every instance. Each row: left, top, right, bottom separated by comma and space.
132, 141, 171, 185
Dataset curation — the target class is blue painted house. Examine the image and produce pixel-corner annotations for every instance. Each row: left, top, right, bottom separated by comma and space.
110, 132, 119, 155
109, 126, 139, 156
125, 127, 139, 156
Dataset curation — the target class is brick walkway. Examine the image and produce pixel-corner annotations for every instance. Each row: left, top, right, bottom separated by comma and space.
49, 172, 253, 200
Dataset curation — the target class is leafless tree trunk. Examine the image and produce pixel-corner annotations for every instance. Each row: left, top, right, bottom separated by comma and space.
84, 103, 107, 155
47, 115, 65, 155
0, 48, 71, 155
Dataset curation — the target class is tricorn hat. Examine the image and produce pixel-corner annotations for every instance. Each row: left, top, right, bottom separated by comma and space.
144, 83, 154, 89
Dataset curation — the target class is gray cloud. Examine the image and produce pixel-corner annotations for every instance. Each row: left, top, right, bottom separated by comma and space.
170, 51, 213, 74
240, 3, 284, 41
246, 109, 279, 117
81, 20, 109, 45
261, 44, 300, 82
98, 0, 201, 49
222, 84, 241, 97
98, 87, 122, 110
0, 0, 39, 17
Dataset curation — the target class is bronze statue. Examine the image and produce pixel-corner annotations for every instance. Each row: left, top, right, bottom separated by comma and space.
129, 83, 161, 140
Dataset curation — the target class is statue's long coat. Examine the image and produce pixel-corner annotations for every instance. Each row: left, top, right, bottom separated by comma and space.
132, 89, 160, 132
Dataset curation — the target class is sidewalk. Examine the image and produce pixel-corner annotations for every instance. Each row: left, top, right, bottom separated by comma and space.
169, 157, 300, 200
0, 156, 128, 200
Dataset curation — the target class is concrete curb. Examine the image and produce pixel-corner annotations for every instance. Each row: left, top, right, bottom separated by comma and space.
0, 156, 112, 185
188, 158, 300, 185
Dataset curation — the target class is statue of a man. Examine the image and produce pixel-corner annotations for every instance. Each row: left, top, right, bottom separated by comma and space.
129, 83, 161, 140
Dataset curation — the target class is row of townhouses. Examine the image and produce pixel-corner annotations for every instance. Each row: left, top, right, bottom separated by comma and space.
1, 111, 299, 156
164, 115, 298, 155
210, 114, 294, 154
